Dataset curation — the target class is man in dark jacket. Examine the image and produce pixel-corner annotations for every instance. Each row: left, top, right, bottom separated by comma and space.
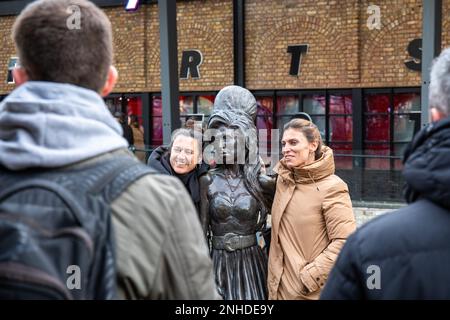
2, 0, 219, 300
321, 47, 450, 299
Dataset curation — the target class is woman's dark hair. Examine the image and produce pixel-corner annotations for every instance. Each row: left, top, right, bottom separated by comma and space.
129, 114, 139, 128
284, 118, 323, 160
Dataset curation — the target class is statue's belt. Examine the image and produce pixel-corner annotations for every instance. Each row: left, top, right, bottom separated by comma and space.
212, 233, 257, 252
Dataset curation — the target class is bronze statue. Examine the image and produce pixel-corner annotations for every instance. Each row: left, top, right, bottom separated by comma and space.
200, 85, 275, 300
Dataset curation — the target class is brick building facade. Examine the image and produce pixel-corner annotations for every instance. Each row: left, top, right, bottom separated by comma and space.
2, 0, 443, 94
0, 0, 448, 206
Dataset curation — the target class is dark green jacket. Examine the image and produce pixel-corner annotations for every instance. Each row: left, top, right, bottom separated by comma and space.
79, 149, 220, 299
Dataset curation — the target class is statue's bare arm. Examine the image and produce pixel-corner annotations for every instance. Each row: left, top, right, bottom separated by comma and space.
199, 173, 213, 237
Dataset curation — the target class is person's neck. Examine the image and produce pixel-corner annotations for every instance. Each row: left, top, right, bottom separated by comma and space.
222, 163, 240, 177
304, 153, 316, 166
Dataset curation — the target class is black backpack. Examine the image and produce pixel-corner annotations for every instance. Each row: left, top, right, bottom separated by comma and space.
0, 155, 154, 299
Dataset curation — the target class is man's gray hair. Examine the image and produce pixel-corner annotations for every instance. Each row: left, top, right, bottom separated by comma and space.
170, 128, 202, 155
429, 47, 450, 116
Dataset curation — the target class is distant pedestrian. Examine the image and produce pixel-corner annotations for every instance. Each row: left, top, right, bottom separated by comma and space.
114, 112, 134, 146
129, 114, 146, 162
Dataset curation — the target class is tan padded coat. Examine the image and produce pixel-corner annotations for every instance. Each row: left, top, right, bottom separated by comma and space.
268, 146, 356, 300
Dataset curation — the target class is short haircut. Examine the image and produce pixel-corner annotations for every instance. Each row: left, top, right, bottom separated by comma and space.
170, 128, 202, 156
284, 118, 323, 160
12, 0, 113, 92
429, 47, 450, 116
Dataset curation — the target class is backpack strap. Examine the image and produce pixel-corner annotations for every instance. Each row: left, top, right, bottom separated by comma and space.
78, 156, 157, 299
0, 154, 157, 300
88, 157, 158, 203
0, 178, 88, 228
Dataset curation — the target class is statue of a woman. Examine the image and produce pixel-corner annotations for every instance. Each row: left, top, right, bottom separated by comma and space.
199, 85, 274, 300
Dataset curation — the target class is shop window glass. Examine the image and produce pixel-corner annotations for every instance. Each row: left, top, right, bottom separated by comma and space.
303, 95, 325, 115
364, 94, 391, 169
365, 94, 390, 113
394, 115, 416, 143
365, 143, 390, 170
393, 92, 421, 169
363, 91, 421, 171
330, 94, 352, 114
329, 94, 353, 144
309, 115, 325, 142
198, 95, 215, 115
277, 116, 291, 133
330, 142, 353, 170
152, 96, 163, 147
303, 95, 325, 140
329, 116, 352, 142
394, 143, 409, 170
365, 115, 390, 142
364, 94, 390, 143
256, 97, 274, 164
394, 93, 420, 113
276, 95, 299, 131
179, 96, 194, 115
277, 96, 299, 115
256, 97, 273, 130
393, 93, 420, 145
104, 97, 122, 115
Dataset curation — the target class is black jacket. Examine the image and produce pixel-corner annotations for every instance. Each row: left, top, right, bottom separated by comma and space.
120, 122, 134, 146
147, 146, 208, 215
321, 117, 450, 299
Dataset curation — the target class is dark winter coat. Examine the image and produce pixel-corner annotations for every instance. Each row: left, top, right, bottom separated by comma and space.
120, 122, 134, 146
321, 116, 450, 299
148, 146, 208, 216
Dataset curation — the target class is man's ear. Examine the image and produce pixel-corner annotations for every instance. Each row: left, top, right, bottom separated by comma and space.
12, 67, 29, 86
430, 107, 446, 123
101, 65, 118, 97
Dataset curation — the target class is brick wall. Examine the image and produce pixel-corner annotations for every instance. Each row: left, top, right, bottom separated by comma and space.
105, 7, 147, 93
0, 16, 16, 95
359, 0, 422, 87
245, 0, 361, 89
245, 0, 424, 90
1, 0, 450, 95
177, 0, 234, 91
442, 0, 450, 50
0, 0, 234, 95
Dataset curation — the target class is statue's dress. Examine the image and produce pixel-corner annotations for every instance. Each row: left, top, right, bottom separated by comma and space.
207, 172, 267, 300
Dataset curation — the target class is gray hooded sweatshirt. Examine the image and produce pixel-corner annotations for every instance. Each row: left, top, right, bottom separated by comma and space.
0, 82, 220, 300
0, 81, 128, 170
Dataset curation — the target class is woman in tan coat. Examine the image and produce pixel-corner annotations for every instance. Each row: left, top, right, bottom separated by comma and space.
268, 118, 356, 300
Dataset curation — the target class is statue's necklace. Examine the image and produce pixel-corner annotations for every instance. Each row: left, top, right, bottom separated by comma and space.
225, 174, 241, 193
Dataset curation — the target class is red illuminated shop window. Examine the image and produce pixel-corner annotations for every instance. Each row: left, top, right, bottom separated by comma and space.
328, 93, 353, 169
363, 89, 420, 170
151, 96, 163, 147
255, 96, 274, 165
151, 93, 217, 147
